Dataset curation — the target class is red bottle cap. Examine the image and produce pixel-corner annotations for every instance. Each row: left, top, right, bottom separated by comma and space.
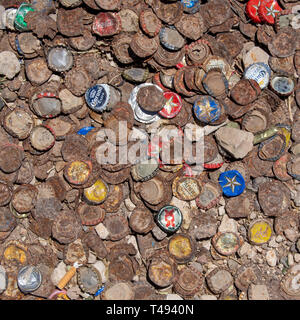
159, 92, 182, 119
246, 0, 263, 24
258, 0, 282, 25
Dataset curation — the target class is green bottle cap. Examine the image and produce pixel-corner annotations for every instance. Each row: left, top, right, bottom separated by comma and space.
14, 3, 34, 32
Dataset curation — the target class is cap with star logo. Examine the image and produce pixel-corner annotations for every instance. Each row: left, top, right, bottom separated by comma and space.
193, 95, 221, 124
159, 91, 182, 119
246, 0, 263, 23
218, 170, 246, 197
258, 0, 282, 25
156, 205, 183, 233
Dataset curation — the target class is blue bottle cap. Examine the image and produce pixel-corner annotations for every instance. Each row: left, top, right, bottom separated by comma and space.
218, 170, 246, 197
85, 84, 110, 113
181, 0, 200, 13
77, 126, 95, 136
193, 96, 221, 124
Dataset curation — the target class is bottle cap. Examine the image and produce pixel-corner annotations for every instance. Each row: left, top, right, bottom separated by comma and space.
153, 45, 184, 67
17, 265, 42, 293
168, 233, 195, 264
258, 0, 282, 25
78, 203, 105, 226
172, 176, 201, 201
103, 214, 130, 241
159, 91, 182, 119
77, 266, 102, 295
65, 67, 92, 97
95, 0, 121, 11
12, 184, 37, 214
202, 69, 229, 98
218, 170, 246, 197
248, 219, 273, 245
148, 254, 176, 288
230, 79, 261, 105
185, 40, 211, 66
52, 210, 82, 244
140, 9, 161, 37
64, 160, 92, 186
156, 205, 183, 233
258, 180, 290, 216
196, 181, 221, 210
180, 0, 200, 14
47, 46, 73, 72
136, 84, 166, 112
14, 3, 34, 31
30, 125, 56, 151
268, 27, 297, 58
212, 232, 241, 256
173, 266, 203, 298
269, 74, 295, 97
152, 0, 183, 25
0, 144, 24, 174
130, 33, 159, 58
119, 9, 139, 33
193, 95, 221, 124
85, 84, 111, 113
244, 62, 271, 89
0, 207, 16, 232
206, 267, 233, 294
159, 26, 185, 51
25, 57, 52, 86
129, 207, 155, 234
92, 12, 122, 37
140, 177, 166, 205
131, 158, 159, 182
3, 108, 34, 140
258, 133, 286, 161
83, 179, 109, 204
281, 265, 300, 297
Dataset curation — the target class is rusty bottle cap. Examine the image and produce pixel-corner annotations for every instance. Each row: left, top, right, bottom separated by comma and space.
230, 79, 261, 106
130, 33, 159, 58
3, 108, 34, 140
0, 144, 24, 173
159, 26, 185, 51
202, 69, 229, 98
196, 181, 221, 210
206, 267, 233, 294
103, 214, 130, 241
47, 46, 73, 73
119, 9, 139, 33
25, 57, 52, 86
11, 184, 37, 214
77, 203, 105, 226
258, 133, 287, 161
136, 84, 167, 113
242, 109, 269, 134
31, 93, 62, 119
148, 254, 176, 288
168, 233, 195, 264
258, 180, 290, 217
129, 207, 155, 234
30, 125, 56, 152
0, 182, 12, 207
140, 177, 165, 205
131, 158, 159, 182
64, 160, 92, 186
92, 12, 122, 37
140, 9, 161, 37
287, 155, 300, 181
65, 67, 92, 97
95, 0, 121, 11
153, 45, 184, 68
281, 265, 300, 297
112, 34, 134, 64
123, 68, 149, 83
212, 232, 241, 256
186, 40, 211, 66
0, 207, 16, 232
268, 27, 297, 58
172, 176, 201, 201
52, 210, 81, 244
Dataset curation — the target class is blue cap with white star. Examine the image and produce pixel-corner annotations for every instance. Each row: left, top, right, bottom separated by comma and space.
193, 96, 221, 124
218, 170, 246, 197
